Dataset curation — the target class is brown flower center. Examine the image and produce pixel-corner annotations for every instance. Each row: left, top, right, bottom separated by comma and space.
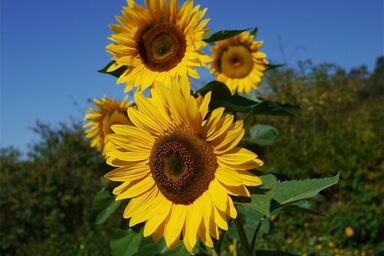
149, 129, 218, 205
138, 23, 186, 72
220, 45, 254, 78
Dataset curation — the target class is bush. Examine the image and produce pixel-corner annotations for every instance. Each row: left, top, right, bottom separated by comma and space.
1, 57, 383, 255
0, 121, 112, 255
254, 56, 384, 254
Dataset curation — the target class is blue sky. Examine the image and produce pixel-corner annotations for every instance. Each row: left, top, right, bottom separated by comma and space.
1, 0, 383, 153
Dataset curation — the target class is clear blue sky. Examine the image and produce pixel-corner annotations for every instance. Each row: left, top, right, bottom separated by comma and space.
1, 0, 383, 153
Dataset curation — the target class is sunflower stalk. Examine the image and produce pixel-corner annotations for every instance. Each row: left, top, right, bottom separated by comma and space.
234, 214, 253, 256
250, 216, 265, 253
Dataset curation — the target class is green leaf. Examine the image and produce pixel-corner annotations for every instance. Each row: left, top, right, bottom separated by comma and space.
98, 61, 127, 78
249, 124, 279, 146
266, 63, 285, 71
100, 177, 110, 189
374, 242, 384, 255
110, 229, 142, 256
138, 237, 168, 255
248, 174, 277, 218
250, 27, 258, 37
281, 200, 320, 216
139, 238, 190, 256
164, 241, 190, 256
273, 172, 340, 206
254, 250, 298, 256
203, 28, 251, 43
92, 189, 121, 225
95, 200, 121, 225
196, 81, 298, 116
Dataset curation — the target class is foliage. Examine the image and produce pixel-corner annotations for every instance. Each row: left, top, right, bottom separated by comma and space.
251, 56, 384, 255
0, 121, 113, 255
1, 57, 383, 255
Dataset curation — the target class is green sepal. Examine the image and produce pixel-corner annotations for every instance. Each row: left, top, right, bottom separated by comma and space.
98, 61, 127, 78
196, 81, 298, 116
266, 63, 285, 71
203, 27, 256, 43
250, 27, 258, 37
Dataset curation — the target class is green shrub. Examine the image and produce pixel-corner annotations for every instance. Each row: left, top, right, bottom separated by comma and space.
254, 56, 384, 254
1, 57, 383, 255
0, 121, 112, 255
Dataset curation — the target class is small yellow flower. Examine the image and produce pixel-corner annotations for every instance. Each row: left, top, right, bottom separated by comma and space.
210, 32, 268, 94
107, 0, 210, 92
84, 97, 133, 155
228, 239, 237, 255
104, 78, 264, 253
344, 226, 354, 237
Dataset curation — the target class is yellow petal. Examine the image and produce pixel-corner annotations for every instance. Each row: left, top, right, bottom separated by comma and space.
218, 157, 263, 171
183, 199, 203, 252
107, 149, 149, 162
220, 183, 250, 197
208, 179, 228, 213
212, 120, 244, 154
134, 93, 171, 130
198, 221, 213, 248
186, 96, 201, 132
213, 205, 228, 230
104, 164, 150, 182
218, 147, 260, 166
128, 108, 163, 137
123, 185, 157, 218
129, 192, 170, 226
112, 181, 130, 195
201, 192, 219, 240
198, 92, 211, 120
227, 196, 237, 219
164, 204, 187, 248
204, 108, 225, 137
116, 176, 155, 200
215, 167, 243, 186
111, 124, 154, 146
107, 157, 146, 168
143, 194, 172, 237
237, 170, 263, 186
152, 217, 168, 242
207, 115, 234, 142
108, 134, 152, 152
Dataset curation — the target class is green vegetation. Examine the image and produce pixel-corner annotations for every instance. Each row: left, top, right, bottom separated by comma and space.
1, 57, 383, 255
254, 57, 384, 255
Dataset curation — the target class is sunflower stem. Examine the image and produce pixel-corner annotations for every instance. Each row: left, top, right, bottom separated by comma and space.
234, 215, 252, 256
250, 216, 265, 253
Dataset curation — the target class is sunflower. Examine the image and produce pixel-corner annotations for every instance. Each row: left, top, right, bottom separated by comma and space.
105, 78, 263, 252
84, 97, 133, 155
106, 0, 210, 92
210, 32, 268, 94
